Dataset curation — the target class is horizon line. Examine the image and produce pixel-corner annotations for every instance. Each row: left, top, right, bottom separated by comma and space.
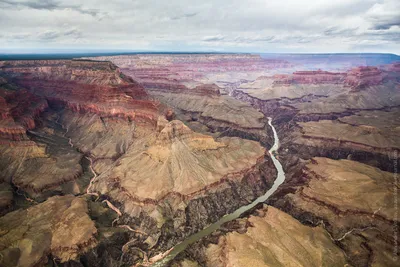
1, 51, 399, 56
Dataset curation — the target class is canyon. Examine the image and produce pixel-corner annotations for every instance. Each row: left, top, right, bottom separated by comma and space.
0, 53, 399, 267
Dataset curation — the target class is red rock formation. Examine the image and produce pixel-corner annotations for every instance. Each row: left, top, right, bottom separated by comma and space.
143, 82, 220, 96
344, 66, 385, 90
273, 70, 345, 86
387, 62, 400, 72
0, 80, 48, 142
192, 83, 221, 96
269, 66, 388, 89
0, 60, 159, 124
165, 109, 175, 121
0, 60, 162, 201
86, 55, 270, 145
89, 54, 292, 89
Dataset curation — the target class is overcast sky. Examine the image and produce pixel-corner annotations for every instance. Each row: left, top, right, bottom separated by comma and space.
0, 0, 399, 54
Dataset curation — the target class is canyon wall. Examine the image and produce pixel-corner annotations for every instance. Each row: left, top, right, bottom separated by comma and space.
0, 54, 399, 267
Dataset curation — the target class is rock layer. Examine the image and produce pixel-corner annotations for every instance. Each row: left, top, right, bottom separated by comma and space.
274, 157, 398, 267
0, 60, 159, 123
0, 54, 399, 267
204, 206, 348, 267
0, 195, 97, 267
88, 118, 275, 253
85, 55, 275, 145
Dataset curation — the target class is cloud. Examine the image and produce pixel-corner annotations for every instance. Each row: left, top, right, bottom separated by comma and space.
37, 30, 60, 40
233, 36, 275, 43
0, 0, 60, 10
64, 28, 82, 37
170, 12, 198, 20
366, 0, 400, 29
324, 27, 358, 37
8, 33, 32, 40
0, 0, 398, 54
37, 28, 82, 41
202, 35, 225, 42
2, 28, 84, 43
0, 0, 104, 17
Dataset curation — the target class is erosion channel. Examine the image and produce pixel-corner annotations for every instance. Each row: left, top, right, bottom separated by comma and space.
150, 117, 285, 266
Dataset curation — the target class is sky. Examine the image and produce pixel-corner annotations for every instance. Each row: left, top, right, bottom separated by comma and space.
0, 0, 399, 54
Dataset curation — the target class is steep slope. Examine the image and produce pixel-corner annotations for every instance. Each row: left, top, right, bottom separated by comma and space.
86, 55, 278, 145
0, 195, 97, 267
274, 157, 398, 267
1, 60, 158, 122
0, 59, 160, 202
0, 57, 280, 266
90, 118, 276, 253
1, 54, 399, 267
204, 206, 348, 267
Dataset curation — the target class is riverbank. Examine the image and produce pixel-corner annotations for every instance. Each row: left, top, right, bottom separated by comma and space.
148, 117, 285, 266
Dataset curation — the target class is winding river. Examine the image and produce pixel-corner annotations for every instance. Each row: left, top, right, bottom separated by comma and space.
151, 117, 285, 266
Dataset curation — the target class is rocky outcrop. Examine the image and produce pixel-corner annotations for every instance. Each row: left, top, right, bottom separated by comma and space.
273, 157, 398, 267
94, 119, 261, 202
142, 82, 221, 97
203, 206, 348, 267
0, 60, 162, 202
1, 54, 398, 267
0, 80, 48, 142
60, 110, 137, 160
273, 70, 345, 86
345, 66, 385, 90
0, 109, 94, 201
83, 55, 291, 145
88, 118, 275, 253
147, 90, 269, 144
0, 182, 13, 215
284, 108, 400, 172
88, 54, 292, 76
0, 195, 97, 267
0, 60, 159, 124
232, 63, 399, 120
385, 62, 400, 73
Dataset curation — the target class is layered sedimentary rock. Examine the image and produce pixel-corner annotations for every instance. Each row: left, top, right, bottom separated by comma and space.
90, 118, 275, 252
0, 195, 97, 267
1, 54, 399, 267
297, 118, 398, 151
0, 62, 141, 262
274, 157, 398, 267
345, 66, 385, 90
0, 81, 48, 142
149, 91, 267, 141
94, 119, 265, 200
0, 60, 159, 123
204, 206, 348, 267
233, 63, 399, 116
229, 62, 400, 180
161, 55, 400, 267
0, 60, 162, 201
0, 88, 88, 200
89, 54, 292, 82
60, 110, 137, 160
273, 70, 345, 86
86, 55, 271, 145
0, 56, 281, 266
0, 83, 85, 200
142, 82, 221, 97
0, 139, 84, 200
285, 108, 400, 171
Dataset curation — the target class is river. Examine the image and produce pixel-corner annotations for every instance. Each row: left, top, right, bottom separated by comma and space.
150, 117, 285, 266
